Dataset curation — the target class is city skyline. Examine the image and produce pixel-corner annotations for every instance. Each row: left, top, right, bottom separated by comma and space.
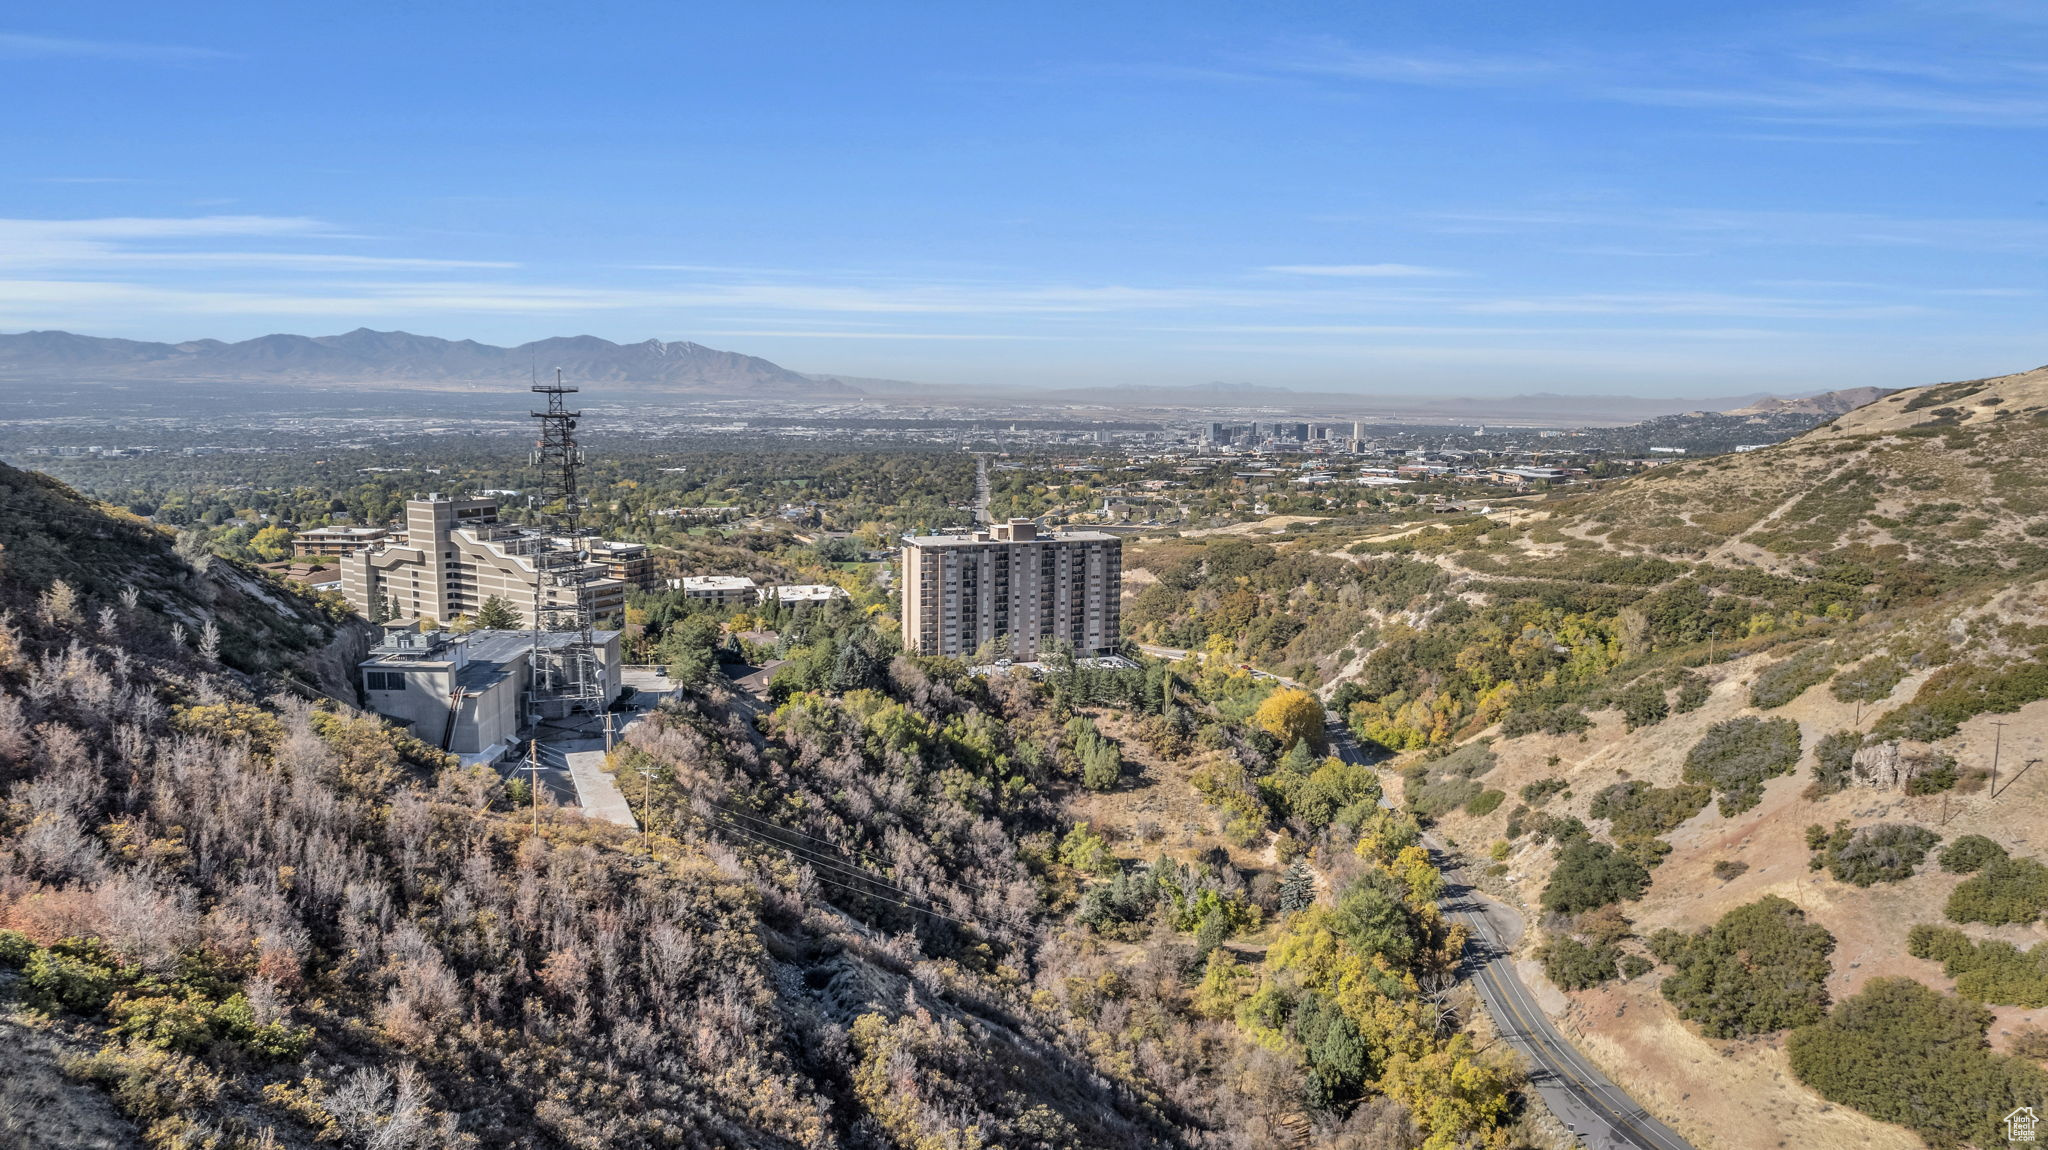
4, 0, 2045, 395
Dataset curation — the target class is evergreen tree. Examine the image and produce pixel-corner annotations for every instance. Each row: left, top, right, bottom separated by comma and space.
1193, 910, 1231, 966
830, 637, 884, 693
474, 595, 521, 630
1280, 739, 1317, 776
1067, 715, 1125, 791
1279, 860, 1316, 913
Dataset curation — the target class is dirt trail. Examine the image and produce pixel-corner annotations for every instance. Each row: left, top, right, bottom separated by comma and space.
1698, 449, 1867, 565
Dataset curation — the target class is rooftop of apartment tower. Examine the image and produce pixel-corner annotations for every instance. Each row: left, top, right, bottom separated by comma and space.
904, 518, 1121, 546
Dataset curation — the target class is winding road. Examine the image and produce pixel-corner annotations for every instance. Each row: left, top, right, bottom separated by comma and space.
1316, 711, 1694, 1150
1436, 868, 1692, 1150
1139, 639, 1696, 1145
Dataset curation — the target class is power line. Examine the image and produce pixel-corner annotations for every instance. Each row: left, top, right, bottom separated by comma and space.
707, 816, 991, 930
699, 793, 934, 876
694, 798, 1037, 929
665, 796, 1021, 933
702, 808, 1030, 931
704, 808, 933, 900
800, 869, 985, 930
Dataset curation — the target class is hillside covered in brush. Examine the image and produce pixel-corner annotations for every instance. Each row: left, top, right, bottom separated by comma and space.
1120, 362, 2048, 1149
0, 469, 1539, 1150
0, 460, 365, 693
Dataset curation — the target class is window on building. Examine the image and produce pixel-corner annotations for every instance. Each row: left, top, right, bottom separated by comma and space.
365, 670, 405, 691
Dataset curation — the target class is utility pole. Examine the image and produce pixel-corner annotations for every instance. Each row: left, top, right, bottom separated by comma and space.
1991, 721, 2008, 798
527, 737, 542, 836
638, 767, 656, 840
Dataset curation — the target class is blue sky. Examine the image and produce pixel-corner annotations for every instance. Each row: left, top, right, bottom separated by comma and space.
3, 0, 2045, 394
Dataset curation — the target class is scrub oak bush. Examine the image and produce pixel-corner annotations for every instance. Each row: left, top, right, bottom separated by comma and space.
1947, 856, 2048, 926
1654, 896, 1835, 1039
1683, 716, 1802, 815
1542, 839, 1651, 914
1808, 822, 1941, 887
1788, 978, 2048, 1149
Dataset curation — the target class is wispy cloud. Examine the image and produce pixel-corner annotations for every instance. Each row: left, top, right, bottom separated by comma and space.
0, 31, 230, 63
1175, 323, 1797, 340
1261, 263, 1459, 278
694, 330, 1048, 341
0, 209, 2021, 358
1251, 7, 2048, 127
1424, 205, 2048, 252
1614, 76, 2048, 126
1261, 37, 1563, 87
0, 272, 1946, 328
0, 215, 321, 239
120, 252, 517, 270
1714, 131, 1914, 145
1459, 291, 1929, 319
0, 216, 515, 273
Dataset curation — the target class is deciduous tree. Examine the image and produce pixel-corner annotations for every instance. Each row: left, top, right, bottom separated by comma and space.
1254, 688, 1326, 751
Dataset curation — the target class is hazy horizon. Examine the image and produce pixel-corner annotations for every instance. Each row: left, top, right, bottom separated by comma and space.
4, 1, 2045, 396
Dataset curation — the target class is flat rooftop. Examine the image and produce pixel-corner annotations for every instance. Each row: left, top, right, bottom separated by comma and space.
681, 575, 757, 591
366, 628, 621, 664
770, 584, 847, 601
904, 528, 1121, 546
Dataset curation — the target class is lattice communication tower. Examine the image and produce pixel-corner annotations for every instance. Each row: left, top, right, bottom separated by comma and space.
531, 368, 585, 534
526, 369, 607, 716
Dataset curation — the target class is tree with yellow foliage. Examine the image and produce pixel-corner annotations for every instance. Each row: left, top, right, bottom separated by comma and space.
250, 525, 295, 562
1380, 1030, 1518, 1150
1254, 688, 1326, 751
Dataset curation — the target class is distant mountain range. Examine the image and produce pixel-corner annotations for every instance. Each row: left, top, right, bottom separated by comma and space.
0, 328, 1921, 422
0, 328, 857, 397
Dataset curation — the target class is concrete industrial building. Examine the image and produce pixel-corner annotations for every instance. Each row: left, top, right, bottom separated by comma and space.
338, 495, 653, 629
358, 626, 622, 760
900, 519, 1121, 659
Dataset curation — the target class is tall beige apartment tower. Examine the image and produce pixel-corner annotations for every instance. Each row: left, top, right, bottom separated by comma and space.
900, 519, 1122, 659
